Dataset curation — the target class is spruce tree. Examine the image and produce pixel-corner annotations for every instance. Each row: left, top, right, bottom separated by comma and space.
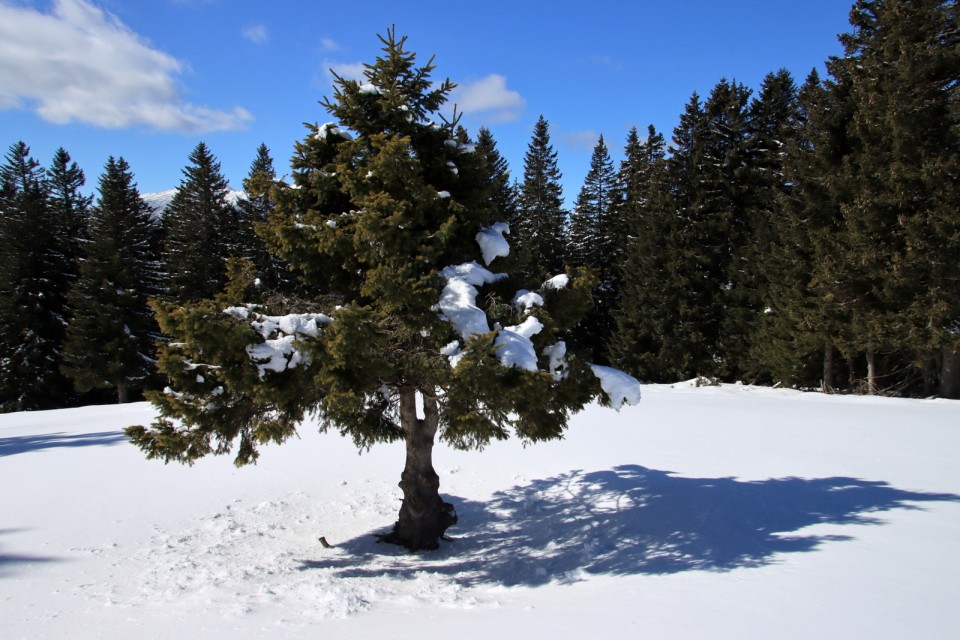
823, 0, 959, 396
568, 135, 616, 269
46, 147, 92, 286
723, 70, 801, 380
567, 135, 618, 359
61, 157, 162, 404
608, 125, 677, 380
237, 143, 289, 292
754, 69, 852, 390
126, 30, 638, 551
516, 115, 567, 283
474, 127, 518, 235
0, 142, 74, 410
162, 142, 238, 303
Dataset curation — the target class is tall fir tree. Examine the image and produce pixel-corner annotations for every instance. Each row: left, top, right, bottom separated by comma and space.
46, 147, 92, 286
162, 142, 238, 303
126, 30, 636, 552
753, 68, 857, 390
568, 135, 617, 269
474, 127, 518, 236
608, 125, 677, 380
824, 0, 960, 395
0, 142, 75, 411
567, 135, 618, 359
723, 69, 801, 380
237, 143, 290, 292
516, 115, 567, 283
61, 157, 162, 404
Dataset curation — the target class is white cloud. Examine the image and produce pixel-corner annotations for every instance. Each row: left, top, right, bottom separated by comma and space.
563, 129, 601, 150
0, 0, 252, 132
242, 24, 269, 45
324, 61, 367, 84
451, 74, 525, 123
320, 37, 340, 52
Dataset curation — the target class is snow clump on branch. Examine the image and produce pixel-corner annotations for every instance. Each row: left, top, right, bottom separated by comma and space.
224, 306, 334, 377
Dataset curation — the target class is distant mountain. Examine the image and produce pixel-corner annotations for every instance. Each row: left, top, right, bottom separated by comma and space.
141, 188, 247, 218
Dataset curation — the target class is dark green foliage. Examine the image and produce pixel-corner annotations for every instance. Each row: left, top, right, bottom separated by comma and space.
608, 125, 678, 380
753, 70, 850, 389
61, 157, 162, 403
810, 0, 960, 395
46, 147, 93, 285
567, 135, 619, 360
474, 127, 518, 227
162, 142, 239, 303
237, 143, 297, 294
128, 29, 601, 468
722, 70, 801, 380
516, 115, 568, 283
0, 142, 78, 411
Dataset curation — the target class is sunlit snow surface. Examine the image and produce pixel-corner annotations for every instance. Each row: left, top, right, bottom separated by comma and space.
2, 385, 959, 639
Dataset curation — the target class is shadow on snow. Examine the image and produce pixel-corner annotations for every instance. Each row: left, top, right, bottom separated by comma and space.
0, 529, 61, 579
0, 431, 128, 457
298, 465, 959, 587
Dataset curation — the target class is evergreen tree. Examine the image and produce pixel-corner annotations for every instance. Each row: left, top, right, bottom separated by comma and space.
237, 143, 289, 292
608, 125, 678, 380
162, 142, 238, 303
0, 142, 74, 410
824, 0, 960, 395
61, 157, 162, 404
723, 70, 801, 380
567, 135, 618, 359
46, 147, 92, 285
474, 127, 518, 235
754, 70, 853, 390
568, 135, 616, 269
516, 115, 567, 283
126, 30, 635, 551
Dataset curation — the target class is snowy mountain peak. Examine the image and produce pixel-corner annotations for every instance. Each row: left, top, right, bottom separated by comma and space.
141, 188, 246, 218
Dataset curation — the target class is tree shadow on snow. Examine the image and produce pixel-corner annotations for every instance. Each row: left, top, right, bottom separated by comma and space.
0, 529, 61, 578
0, 431, 128, 457
299, 466, 960, 587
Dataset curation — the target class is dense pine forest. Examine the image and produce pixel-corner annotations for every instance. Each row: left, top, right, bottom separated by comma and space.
1, 0, 958, 412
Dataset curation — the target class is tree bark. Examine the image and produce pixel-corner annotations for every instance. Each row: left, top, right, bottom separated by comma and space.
822, 343, 835, 392
923, 351, 940, 398
379, 384, 457, 551
865, 349, 878, 395
117, 384, 129, 404
940, 348, 960, 400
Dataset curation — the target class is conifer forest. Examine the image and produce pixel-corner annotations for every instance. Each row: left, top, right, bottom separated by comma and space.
2, 0, 958, 422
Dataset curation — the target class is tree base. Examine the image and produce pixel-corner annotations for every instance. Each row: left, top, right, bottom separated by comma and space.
376, 499, 458, 552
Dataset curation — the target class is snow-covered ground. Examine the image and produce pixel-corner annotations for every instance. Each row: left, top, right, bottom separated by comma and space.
2, 383, 958, 639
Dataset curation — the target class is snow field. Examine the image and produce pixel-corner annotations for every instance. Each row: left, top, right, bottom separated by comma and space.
1, 383, 958, 639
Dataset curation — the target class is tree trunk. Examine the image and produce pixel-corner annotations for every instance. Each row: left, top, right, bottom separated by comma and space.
379, 384, 457, 551
117, 384, 129, 404
865, 349, 878, 395
923, 351, 940, 397
940, 348, 960, 400
822, 343, 835, 392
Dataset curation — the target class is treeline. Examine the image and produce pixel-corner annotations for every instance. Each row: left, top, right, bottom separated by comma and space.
0, 141, 289, 411
1, 0, 957, 411
503, 0, 960, 398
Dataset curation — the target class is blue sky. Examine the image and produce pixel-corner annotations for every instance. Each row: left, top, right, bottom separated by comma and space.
1, 0, 852, 204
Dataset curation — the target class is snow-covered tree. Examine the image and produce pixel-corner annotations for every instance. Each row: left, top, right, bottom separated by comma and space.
125, 30, 640, 551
